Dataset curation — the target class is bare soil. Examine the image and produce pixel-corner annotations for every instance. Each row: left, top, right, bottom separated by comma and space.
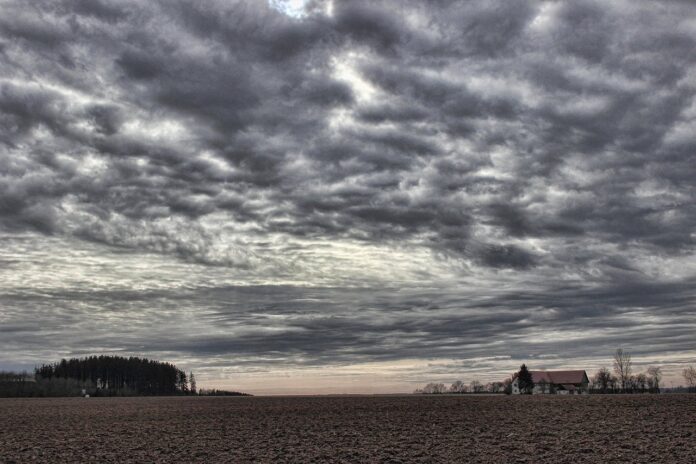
1, 394, 694, 463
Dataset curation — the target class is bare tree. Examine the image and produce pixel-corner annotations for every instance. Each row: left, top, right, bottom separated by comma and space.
647, 366, 662, 393
593, 367, 612, 393
683, 366, 696, 393
449, 380, 465, 393
421, 383, 435, 394
503, 377, 513, 395
470, 380, 483, 393
627, 374, 638, 393
609, 374, 619, 393
421, 382, 447, 394
613, 349, 632, 392
635, 373, 647, 393
487, 381, 504, 393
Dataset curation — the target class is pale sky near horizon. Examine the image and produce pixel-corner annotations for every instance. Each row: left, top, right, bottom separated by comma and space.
1, 0, 695, 394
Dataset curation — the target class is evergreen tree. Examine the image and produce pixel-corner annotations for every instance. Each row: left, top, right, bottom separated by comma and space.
189, 372, 197, 395
177, 370, 188, 394
517, 364, 534, 394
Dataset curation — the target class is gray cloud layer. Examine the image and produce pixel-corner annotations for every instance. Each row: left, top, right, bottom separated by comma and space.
1, 0, 695, 391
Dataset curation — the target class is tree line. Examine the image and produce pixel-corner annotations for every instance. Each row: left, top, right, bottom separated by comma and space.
197, 389, 252, 396
589, 349, 664, 393
415, 379, 510, 395
595, 349, 696, 394
414, 349, 696, 395
35, 356, 192, 395
0, 356, 200, 397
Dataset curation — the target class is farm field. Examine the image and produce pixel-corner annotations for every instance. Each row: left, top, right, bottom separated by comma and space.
1, 394, 694, 463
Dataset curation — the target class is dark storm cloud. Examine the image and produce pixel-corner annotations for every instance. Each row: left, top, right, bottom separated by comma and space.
332, 1, 402, 52
1, 0, 696, 382
2, 0, 694, 259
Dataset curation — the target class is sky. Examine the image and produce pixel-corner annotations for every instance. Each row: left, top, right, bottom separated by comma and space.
1, 0, 695, 395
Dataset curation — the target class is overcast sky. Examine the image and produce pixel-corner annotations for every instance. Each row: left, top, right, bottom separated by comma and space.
1, 0, 695, 394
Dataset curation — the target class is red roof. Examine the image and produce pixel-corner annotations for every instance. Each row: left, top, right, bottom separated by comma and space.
514, 370, 587, 384
533, 370, 586, 384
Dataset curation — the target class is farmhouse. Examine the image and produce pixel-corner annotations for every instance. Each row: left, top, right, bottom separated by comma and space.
511, 370, 589, 395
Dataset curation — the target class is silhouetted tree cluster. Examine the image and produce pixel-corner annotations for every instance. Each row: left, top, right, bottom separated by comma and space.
0, 371, 31, 383
197, 389, 251, 396
0, 371, 35, 397
34, 356, 191, 396
591, 367, 615, 393
414, 382, 447, 394
591, 350, 663, 394
0, 370, 93, 397
412, 350, 695, 397
414, 379, 506, 394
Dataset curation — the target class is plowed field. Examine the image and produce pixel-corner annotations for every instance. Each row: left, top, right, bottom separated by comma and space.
1, 394, 694, 463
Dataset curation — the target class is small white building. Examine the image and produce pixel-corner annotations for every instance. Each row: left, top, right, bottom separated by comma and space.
511, 370, 589, 395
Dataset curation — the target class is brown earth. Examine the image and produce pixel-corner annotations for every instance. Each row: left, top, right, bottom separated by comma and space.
1, 394, 694, 463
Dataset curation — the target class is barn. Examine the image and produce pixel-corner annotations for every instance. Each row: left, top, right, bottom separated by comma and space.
511, 370, 589, 395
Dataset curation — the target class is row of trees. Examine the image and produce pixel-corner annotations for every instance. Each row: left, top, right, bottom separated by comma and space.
591, 349, 662, 393
415, 379, 510, 394
591, 367, 663, 393
415, 351, 696, 395
35, 356, 194, 396
197, 389, 252, 396
594, 350, 696, 393
1, 356, 199, 397
594, 350, 696, 394
0, 371, 96, 398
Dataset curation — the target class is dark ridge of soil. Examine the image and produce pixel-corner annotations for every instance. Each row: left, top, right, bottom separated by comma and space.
1, 394, 694, 463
